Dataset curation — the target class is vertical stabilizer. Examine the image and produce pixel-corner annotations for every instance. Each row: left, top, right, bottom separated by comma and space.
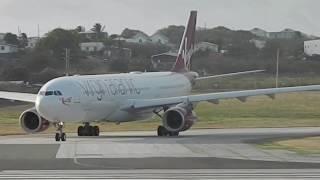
171, 11, 197, 72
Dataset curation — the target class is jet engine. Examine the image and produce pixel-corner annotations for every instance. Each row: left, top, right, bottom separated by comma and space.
19, 108, 50, 133
162, 103, 197, 132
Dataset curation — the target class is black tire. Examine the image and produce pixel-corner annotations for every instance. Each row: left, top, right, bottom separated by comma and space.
93, 126, 100, 136
170, 131, 179, 136
78, 126, 84, 136
61, 133, 66, 141
88, 126, 95, 136
55, 133, 60, 141
157, 126, 167, 136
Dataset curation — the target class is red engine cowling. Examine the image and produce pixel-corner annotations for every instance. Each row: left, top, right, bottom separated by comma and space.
19, 108, 51, 133
162, 103, 197, 132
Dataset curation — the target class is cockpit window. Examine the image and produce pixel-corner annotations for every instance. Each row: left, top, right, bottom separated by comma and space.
45, 91, 53, 96
39, 90, 62, 96
53, 91, 62, 96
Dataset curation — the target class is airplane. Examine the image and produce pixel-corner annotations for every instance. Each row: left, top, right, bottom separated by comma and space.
1, 11, 320, 141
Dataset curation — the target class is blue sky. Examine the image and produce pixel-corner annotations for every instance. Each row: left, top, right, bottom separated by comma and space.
0, 0, 319, 37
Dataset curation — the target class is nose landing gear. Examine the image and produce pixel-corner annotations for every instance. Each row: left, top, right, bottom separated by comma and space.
78, 122, 100, 136
55, 122, 66, 141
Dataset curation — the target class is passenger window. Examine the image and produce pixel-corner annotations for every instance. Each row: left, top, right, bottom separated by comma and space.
54, 91, 58, 96
57, 91, 62, 96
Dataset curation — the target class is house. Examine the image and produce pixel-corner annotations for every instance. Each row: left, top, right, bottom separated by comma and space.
0, 33, 5, 41
104, 46, 132, 61
150, 32, 169, 45
26, 37, 40, 49
304, 39, 320, 57
250, 28, 268, 38
80, 42, 105, 52
249, 39, 266, 49
124, 32, 151, 44
0, 42, 18, 54
79, 31, 108, 40
269, 29, 301, 39
195, 42, 219, 53
151, 51, 178, 71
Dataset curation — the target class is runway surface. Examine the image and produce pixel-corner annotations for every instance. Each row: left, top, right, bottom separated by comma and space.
0, 127, 320, 179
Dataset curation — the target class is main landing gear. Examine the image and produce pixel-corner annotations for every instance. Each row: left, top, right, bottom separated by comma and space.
55, 122, 66, 141
157, 126, 179, 136
78, 122, 100, 136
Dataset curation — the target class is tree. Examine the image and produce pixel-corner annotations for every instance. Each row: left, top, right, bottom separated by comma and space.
19, 33, 28, 48
91, 23, 102, 33
157, 25, 185, 45
38, 28, 81, 57
75, 25, 85, 32
4, 33, 19, 45
91, 23, 106, 40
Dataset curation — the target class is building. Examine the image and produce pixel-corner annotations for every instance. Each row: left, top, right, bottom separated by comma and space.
150, 32, 169, 45
79, 31, 108, 40
26, 37, 40, 49
250, 28, 268, 38
0, 42, 18, 54
304, 39, 320, 57
151, 51, 178, 71
104, 46, 132, 61
195, 42, 219, 53
269, 29, 301, 39
80, 42, 105, 52
0, 33, 5, 41
124, 32, 151, 44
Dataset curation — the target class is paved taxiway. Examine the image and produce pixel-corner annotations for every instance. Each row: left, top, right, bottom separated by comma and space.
0, 127, 320, 179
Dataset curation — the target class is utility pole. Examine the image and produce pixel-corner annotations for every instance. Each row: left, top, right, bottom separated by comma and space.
65, 48, 70, 76
276, 48, 280, 88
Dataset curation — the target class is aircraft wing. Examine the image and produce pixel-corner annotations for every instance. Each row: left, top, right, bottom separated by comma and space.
196, 70, 265, 81
122, 85, 320, 110
0, 91, 37, 103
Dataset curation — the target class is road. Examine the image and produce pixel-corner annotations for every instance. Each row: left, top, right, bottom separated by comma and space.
0, 127, 320, 179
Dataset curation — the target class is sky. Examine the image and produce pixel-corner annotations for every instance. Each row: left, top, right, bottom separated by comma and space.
0, 0, 319, 37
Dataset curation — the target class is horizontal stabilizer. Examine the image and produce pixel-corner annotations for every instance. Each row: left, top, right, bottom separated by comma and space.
196, 70, 265, 81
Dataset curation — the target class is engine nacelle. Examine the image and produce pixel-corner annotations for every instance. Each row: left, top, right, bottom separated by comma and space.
19, 108, 50, 133
162, 104, 197, 132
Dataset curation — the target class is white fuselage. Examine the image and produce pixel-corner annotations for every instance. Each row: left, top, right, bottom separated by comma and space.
35, 72, 192, 123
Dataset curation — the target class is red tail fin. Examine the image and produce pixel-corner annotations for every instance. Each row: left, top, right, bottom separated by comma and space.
171, 11, 197, 72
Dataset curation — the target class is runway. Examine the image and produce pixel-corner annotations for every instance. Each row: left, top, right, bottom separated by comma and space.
0, 127, 320, 179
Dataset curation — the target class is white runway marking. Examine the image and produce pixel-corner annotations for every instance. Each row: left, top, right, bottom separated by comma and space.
1, 128, 320, 163
2, 169, 320, 179
54, 128, 320, 163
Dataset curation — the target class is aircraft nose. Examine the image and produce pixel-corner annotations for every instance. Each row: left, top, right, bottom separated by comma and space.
35, 96, 51, 119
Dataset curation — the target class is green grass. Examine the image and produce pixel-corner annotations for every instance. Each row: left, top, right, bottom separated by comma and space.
257, 137, 320, 155
194, 74, 320, 90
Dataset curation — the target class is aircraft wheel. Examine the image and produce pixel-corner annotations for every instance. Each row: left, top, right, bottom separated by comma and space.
78, 126, 84, 136
55, 133, 60, 141
170, 131, 179, 136
157, 126, 167, 136
93, 126, 100, 136
61, 133, 66, 141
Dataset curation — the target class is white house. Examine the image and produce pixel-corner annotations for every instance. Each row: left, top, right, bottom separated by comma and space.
150, 33, 169, 45
124, 32, 151, 44
26, 37, 40, 49
0, 33, 5, 41
80, 42, 105, 52
304, 39, 320, 56
195, 42, 219, 53
0, 43, 18, 54
79, 31, 108, 40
